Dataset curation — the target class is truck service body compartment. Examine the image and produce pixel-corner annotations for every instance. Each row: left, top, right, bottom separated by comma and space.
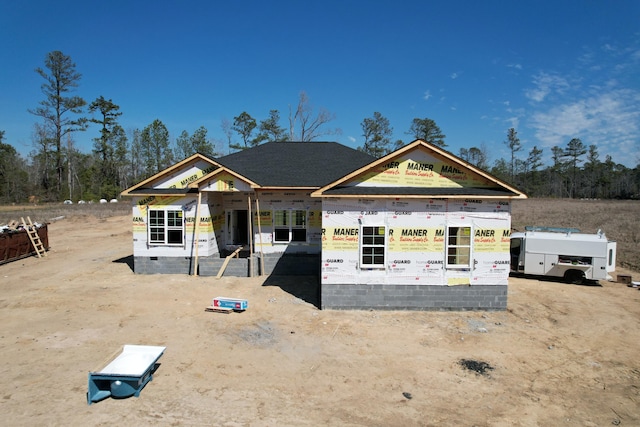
510, 228, 616, 283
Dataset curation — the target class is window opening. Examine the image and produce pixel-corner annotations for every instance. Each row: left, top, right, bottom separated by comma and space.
446, 226, 471, 268
273, 209, 307, 243
148, 209, 184, 245
361, 225, 386, 267
291, 210, 307, 242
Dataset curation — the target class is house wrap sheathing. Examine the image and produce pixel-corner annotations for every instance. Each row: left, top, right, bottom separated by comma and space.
121, 140, 526, 310
311, 140, 526, 310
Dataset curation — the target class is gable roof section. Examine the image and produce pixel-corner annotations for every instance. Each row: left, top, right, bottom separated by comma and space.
215, 141, 377, 188
311, 139, 527, 199
189, 164, 260, 191
121, 153, 220, 196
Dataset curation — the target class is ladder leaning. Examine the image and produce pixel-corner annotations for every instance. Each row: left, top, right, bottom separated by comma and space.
21, 216, 47, 258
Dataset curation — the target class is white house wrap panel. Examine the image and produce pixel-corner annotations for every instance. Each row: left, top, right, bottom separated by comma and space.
154, 160, 218, 189
321, 198, 512, 287
132, 195, 220, 258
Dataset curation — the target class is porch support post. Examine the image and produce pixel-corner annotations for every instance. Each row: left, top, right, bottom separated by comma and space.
247, 194, 254, 277
192, 191, 202, 276
256, 195, 265, 276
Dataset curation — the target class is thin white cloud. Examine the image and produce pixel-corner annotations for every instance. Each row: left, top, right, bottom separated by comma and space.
348, 136, 356, 143
450, 72, 459, 79
423, 90, 432, 101
507, 63, 522, 70
506, 117, 519, 129
525, 72, 570, 102
529, 89, 640, 164
518, 36, 640, 166
579, 39, 639, 80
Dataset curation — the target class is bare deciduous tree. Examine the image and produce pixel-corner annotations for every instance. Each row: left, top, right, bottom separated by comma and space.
288, 91, 340, 141
459, 145, 489, 169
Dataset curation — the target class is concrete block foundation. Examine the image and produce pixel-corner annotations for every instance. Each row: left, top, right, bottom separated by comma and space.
133, 253, 319, 277
198, 256, 256, 277
258, 253, 320, 276
134, 255, 256, 277
133, 256, 195, 275
320, 283, 508, 311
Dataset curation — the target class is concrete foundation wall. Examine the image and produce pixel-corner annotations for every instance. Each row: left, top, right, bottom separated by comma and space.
134, 255, 257, 277
258, 253, 320, 276
134, 256, 195, 275
198, 256, 256, 277
321, 283, 507, 311
134, 253, 319, 276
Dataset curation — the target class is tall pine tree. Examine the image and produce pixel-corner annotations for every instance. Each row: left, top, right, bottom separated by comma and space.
29, 51, 87, 197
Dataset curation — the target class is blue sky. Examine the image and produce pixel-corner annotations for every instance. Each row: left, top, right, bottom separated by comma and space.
1, 1, 639, 167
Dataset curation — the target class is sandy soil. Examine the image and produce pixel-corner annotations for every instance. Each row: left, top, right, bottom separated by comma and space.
1, 214, 639, 426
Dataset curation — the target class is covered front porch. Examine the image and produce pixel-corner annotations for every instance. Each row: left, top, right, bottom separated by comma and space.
132, 189, 321, 278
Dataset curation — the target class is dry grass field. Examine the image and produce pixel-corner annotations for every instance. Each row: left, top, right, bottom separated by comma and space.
0, 201, 131, 223
511, 198, 640, 272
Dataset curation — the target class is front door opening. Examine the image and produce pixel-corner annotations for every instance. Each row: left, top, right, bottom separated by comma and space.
227, 210, 248, 245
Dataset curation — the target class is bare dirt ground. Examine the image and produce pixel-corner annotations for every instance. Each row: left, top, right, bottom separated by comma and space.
1, 214, 639, 426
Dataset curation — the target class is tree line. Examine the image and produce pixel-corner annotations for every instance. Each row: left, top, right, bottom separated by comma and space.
0, 50, 638, 204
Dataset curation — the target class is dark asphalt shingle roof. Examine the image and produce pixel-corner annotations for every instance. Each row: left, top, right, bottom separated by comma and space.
214, 141, 376, 187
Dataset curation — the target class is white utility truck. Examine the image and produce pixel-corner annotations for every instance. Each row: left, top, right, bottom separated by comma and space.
510, 226, 616, 284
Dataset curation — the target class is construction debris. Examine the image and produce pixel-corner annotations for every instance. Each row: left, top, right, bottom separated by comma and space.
211, 297, 248, 311
0, 218, 49, 264
459, 359, 494, 376
205, 306, 233, 314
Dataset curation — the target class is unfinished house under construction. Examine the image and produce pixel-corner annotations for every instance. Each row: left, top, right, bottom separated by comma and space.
121, 140, 526, 310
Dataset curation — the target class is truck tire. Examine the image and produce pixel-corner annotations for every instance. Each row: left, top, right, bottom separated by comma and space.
564, 269, 585, 284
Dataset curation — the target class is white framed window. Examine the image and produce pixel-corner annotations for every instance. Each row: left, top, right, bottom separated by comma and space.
148, 209, 184, 245
446, 226, 471, 268
360, 225, 386, 268
273, 209, 307, 243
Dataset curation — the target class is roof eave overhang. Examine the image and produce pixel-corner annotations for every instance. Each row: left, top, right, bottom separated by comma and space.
310, 193, 527, 199
258, 186, 319, 191
120, 153, 220, 197
124, 188, 199, 197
